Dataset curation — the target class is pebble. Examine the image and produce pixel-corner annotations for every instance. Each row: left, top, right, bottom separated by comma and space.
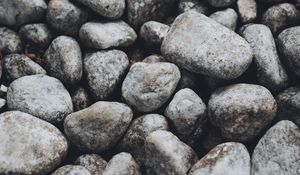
80, 21, 137, 50
84, 50, 129, 100
237, 0, 257, 23
207, 0, 236, 7
140, 21, 170, 48
7, 74, 73, 124
44, 36, 82, 85
0, 111, 68, 175
208, 83, 277, 142
71, 87, 91, 111
74, 154, 107, 175
0, 27, 23, 55
209, 8, 238, 31
52, 165, 91, 175
161, 11, 253, 80
178, 0, 209, 15
64, 101, 132, 153
122, 62, 180, 112
142, 54, 166, 63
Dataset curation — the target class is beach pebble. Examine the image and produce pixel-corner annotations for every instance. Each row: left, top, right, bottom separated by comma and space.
140, 21, 170, 48
209, 8, 238, 31
237, 0, 257, 23
74, 154, 107, 175
71, 87, 91, 111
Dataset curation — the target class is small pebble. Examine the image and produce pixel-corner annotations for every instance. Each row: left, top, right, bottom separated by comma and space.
74, 154, 107, 175
0, 27, 23, 55
71, 87, 91, 111
210, 8, 238, 31
140, 21, 170, 48
237, 0, 257, 23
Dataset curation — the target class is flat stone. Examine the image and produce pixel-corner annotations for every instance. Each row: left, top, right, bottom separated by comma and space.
74, 154, 107, 175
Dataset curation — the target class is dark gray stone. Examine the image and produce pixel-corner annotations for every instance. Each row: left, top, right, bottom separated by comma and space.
140, 21, 170, 48
71, 87, 91, 111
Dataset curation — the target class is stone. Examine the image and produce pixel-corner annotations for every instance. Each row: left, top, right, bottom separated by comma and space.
0, 27, 23, 55
122, 62, 180, 112
241, 24, 289, 93
164, 88, 207, 145
44, 36, 82, 85
208, 83, 277, 142
64, 101, 132, 153
142, 54, 166, 63
47, 0, 88, 36
0, 98, 5, 109
71, 87, 91, 111
0, 0, 47, 27
207, 0, 236, 7
4, 54, 46, 81
84, 50, 129, 100
140, 21, 170, 48
178, 0, 209, 15
0, 111, 68, 175
251, 120, 300, 175
52, 165, 90, 175
209, 8, 238, 31
79, 21, 137, 49
161, 11, 253, 80
189, 142, 251, 175
7, 74, 73, 124
144, 130, 198, 175
237, 0, 257, 23
74, 154, 107, 175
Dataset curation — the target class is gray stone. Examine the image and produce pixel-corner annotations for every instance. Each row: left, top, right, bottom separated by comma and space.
189, 142, 250, 175
178, 0, 209, 15
52, 165, 90, 175
4, 54, 46, 81
207, 0, 236, 7
237, 0, 257, 23
71, 87, 91, 111
84, 50, 129, 100
241, 24, 289, 93
144, 130, 198, 175
64, 101, 132, 153
79, 21, 137, 49
208, 83, 277, 142
142, 54, 166, 63
0, 111, 68, 175
209, 8, 238, 31
74, 154, 107, 175
103, 152, 141, 175
161, 11, 253, 80
44, 36, 82, 85
0, 27, 23, 55
165, 88, 207, 145
140, 21, 170, 48
7, 74, 73, 124
0, 0, 47, 27
122, 62, 180, 112
47, 0, 88, 36
251, 120, 300, 175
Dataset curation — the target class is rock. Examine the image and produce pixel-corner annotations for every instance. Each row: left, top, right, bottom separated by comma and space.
209, 8, 238, 31
251, 120, 300, 175
237, 0, 257, 23
47, 0, 88, 36
208, 83, 277, 142
144, 130, 198, 175
7, 74, 73, 124
122, 62, 180, 112
262, 3, 300, 34
0, 0, 47, 27
64, 101, 132, 153
19, 23, 55, 48
84, 50, 129, 100
207, 0, 236, 7
44, 36, 82, 85
140, 21, 170, 48
276, 87, 300, 127
74, 154, 107, 175
0, 27, 23, 55
241, 24, 289, 93
142, 54, 166, 63
189, 142, 250, 175
102, 152, 141, 175
74, 0, 125, 19
164, 88, 207, 145
277, 26, 300, 79
178, 0, 209, 15
4, 54, 46, 81
0, 111, 68, 175
118, 114, 169, 165
0, 98, 5, 109
79, 21, 137, 49
161, 11, 253, 80
71, 87, 91, 111
52, 165, 91, 175
126, 0, 176, 27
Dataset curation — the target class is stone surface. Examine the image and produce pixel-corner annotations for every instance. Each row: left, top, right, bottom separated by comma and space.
7, 74, 73, 124
208, 83, 277, 142
161, 11, 253, 80
64, 101, 132, 153
79, 21, 137, 49
251, 120, 300, 175
189, 142, 251, 175
84, 50, 129, 100
164, 88, 207, 145
0, 111, 68, 175
74, 154, 107, 175
52, 165, 91, 175
0, 98, 6, 109
140, 21, 170, 48
178, 0, 209, 15
142, 54, 166, 63
122, 62, 180, 112
207, 0, 236, 7
71, 87, 91, 111
209, 8, 238, 31
0, 27, 23, 55
237, 0, 257, 23
44, 36, 82, 85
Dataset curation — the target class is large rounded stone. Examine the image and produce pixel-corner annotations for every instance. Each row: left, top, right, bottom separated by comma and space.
0, 27, 23, 55
74, 154, 107, 175
0, 111, 68, 175
52, 165, 90, 175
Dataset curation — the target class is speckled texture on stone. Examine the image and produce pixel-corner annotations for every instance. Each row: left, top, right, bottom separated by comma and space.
71, 87, 91, 112
0, 111, 68, 175
52, 165, 91, 175
251, 120, 300, 175
208, 83, 277, 142
64, 101, 132, 153
7, 74, 73, 124
74, 154, 107, 175
209, 8, 238, 31
84, 50, 129, 100
79, 21, 137, 49
189, 142, 250, 175
140, 21, 170, 48
0, 27, 23, 55
178, 0, 209, 15
122, 62, 181, 112
237, 0, 257, 23
207, 0, 236, 7
161, 11, 253, 80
